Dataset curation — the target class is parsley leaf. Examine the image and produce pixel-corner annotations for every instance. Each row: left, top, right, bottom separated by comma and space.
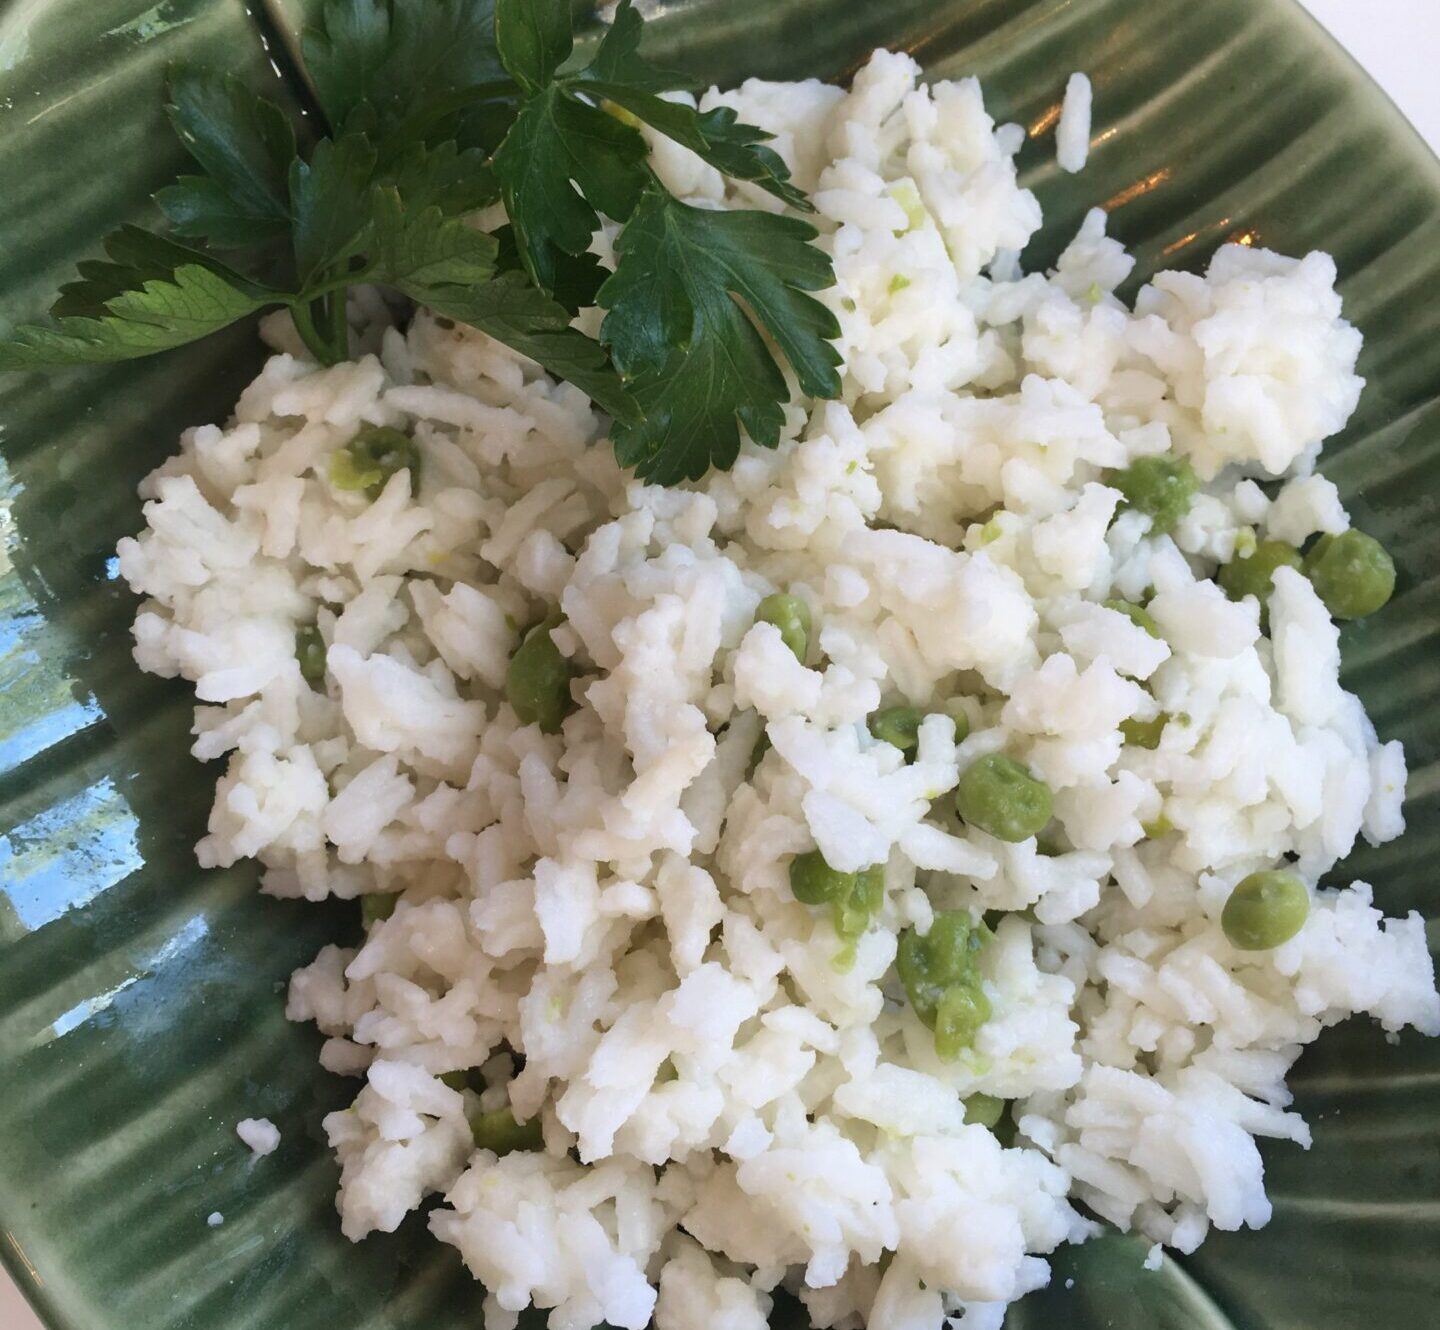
50, 226, 273, 319
493, 224, 607, 316
591, 91, 810, 212
581, 0, 699, 93
154, 176, 280, 254
154, 70, 296, 249
289, 134, 379, 283
301, 0, 391, 129
385, 139, 499, 214
491, 0, 814, 303
418, 271, 637, 423
493, 86, 647, 292
0, 247, 269, 370
599, 189, 840, 481
370, 187, 499, 289
578, 1, 805, 210
303, 0, 508, 137
4, 0, 843, 488
493, 0, 572, 93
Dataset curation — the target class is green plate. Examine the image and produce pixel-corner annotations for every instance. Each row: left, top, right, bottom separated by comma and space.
1, 1, 1437, 1327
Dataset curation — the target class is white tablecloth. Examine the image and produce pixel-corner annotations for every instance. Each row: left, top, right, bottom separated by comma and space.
1, 4, 1435, 1328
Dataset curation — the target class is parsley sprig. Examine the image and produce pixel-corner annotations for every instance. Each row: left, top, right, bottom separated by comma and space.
0, 0, 841, 482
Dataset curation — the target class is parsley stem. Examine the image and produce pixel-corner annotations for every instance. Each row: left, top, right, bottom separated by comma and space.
290, 299, 340, 365
287, 285, 351, 366
322, 291, 349, 362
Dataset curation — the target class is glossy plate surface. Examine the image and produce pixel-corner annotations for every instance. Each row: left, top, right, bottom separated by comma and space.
1, 1, 1437, 1327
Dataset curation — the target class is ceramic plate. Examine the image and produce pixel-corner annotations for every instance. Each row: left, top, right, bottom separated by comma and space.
1, 1, 1437, 1326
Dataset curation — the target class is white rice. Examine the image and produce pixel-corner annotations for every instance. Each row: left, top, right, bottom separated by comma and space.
119, 49, 1438, 1330
1056, 73, 1092, 173
236, 1117, 281, 1157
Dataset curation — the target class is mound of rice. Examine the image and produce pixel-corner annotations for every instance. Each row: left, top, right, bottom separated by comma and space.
118, 50, 1438, 1330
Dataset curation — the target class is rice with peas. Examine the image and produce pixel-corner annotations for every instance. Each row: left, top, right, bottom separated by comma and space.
118, 49, 1438, 1330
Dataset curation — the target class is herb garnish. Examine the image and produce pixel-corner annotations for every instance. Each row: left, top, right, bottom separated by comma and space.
0, 0, 841, 482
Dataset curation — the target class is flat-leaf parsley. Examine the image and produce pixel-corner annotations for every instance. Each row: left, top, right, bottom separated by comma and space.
0, 0, 840, 483
601, 191, 841, 482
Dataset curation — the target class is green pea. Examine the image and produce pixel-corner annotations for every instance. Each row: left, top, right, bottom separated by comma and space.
869, 706, 924, 757
1218, 539, 1303, 608
897, 911, 993, 1059
507, 609, 574, 734
361, 892, 400, 926
955, 753, 1053, 843
897, 911, 990, 1024
468, 1106, 544, 1155
976, 516, 1005, 546
944, 701, 971, 744
1120, 712, 1168, 750
1141, 811, 1174, 839
1108, 455, 1199, 535
295, 623, 327, 686
889, 180, 926, 233
329, 447, 382, 494
963, 1093, 1006, 1129
1303, 530, 1396, 619
934, 982, 991, 1060
789, 849, 853, 906
791, 852, 884, 938
755, 592, 812, 663
831, 864, 884, 941
1102, 598, 1161, 638
1221, 870, 1309, 950
330, 425, 421, 500
830, 941, 858, 974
